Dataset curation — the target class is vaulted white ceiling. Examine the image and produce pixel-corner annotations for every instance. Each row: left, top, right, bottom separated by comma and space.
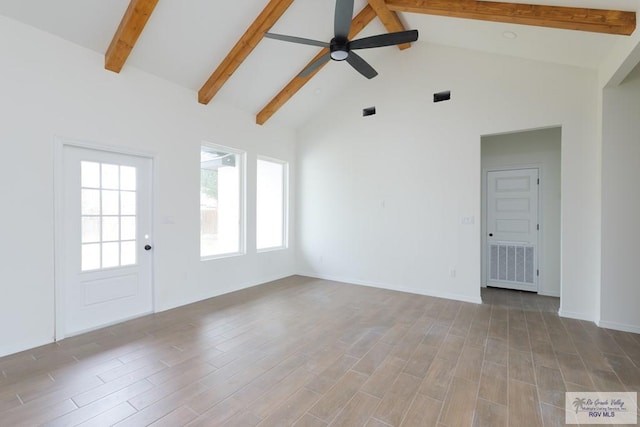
0, 0, 638, 128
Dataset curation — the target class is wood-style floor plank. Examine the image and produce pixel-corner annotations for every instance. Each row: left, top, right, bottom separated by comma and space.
400, 392, 442, 426
307, 371, 368, 423
508, 350, 536, 385
256, 387, 321, 427
327, 391, 380, 427
0, 278, 638, 426
360, 356, 406, 399
439, 376, 479, 426
418, 356, 457, 399
76, 402, 137, 427
473, 398, 507, 427
372, 372, 422, 426
508, 380, 542, 427
478, 361, 507, 405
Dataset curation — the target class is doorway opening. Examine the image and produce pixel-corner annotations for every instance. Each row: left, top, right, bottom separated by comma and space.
481, 127, 561, 297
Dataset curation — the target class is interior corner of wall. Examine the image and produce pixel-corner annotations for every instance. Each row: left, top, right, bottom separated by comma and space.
599, 31, 640, 89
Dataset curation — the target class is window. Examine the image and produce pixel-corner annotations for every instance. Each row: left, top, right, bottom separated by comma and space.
81, 161, 137, 271
200, 145, 244, 258
256, 157, 287, 250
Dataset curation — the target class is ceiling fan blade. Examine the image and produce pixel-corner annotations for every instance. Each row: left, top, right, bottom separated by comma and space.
334, 0, 355, 39
299, 52, 332, 78
346, 51, 378, 79
350, 29, 419, 50
264, 33, 329, 48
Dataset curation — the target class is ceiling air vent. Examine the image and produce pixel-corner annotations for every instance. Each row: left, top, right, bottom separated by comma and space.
434, 91, 451, 103
363, 106, 376, 117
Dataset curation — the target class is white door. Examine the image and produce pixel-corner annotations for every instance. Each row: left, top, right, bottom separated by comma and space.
486, 169, 539, 292
59, 145, 153, 337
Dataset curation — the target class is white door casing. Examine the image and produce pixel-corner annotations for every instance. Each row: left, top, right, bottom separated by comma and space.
486, 168, 539, 292
58, 144, 153, 338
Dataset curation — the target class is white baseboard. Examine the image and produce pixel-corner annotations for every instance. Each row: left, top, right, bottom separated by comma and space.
538, 290, 560, 297
156, 272, 295, 313
0, 337, 54, 359
558, 309, 595, 322
298, 272, 483, 305
597, 320, 640, 334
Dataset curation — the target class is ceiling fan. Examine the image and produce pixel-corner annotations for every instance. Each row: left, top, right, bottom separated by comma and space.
264, 0, 419, 79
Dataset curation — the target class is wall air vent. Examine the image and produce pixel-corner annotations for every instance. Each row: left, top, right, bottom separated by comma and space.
490, 243, 535, 284
362, 106, 376, 117
434, 91, 451, 103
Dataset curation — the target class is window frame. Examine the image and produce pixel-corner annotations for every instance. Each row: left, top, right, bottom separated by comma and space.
256, 155, 289, 252
200, 142, 246, 260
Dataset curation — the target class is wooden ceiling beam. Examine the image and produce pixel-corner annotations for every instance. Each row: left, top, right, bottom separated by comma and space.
256, 5, 377, 125
198, 0, 295, 105
105, 0, 159, 73
367, 0, 412, 50
384, 0, 636, 36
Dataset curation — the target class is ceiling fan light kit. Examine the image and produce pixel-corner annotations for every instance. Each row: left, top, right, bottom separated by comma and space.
330, 38, 350, 61
264, 0, 419, 79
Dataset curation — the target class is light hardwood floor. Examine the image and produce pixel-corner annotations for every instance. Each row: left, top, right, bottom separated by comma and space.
0, 276, 638, 426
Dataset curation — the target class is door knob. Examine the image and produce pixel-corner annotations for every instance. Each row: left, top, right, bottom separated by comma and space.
489, 233, 493, 237
144, 245, 152, 251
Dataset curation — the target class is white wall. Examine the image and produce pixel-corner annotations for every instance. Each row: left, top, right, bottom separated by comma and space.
481, 128, 561, 297
297, 43, 600, 315
600, 63, 640, 334
0, 16, 296, 357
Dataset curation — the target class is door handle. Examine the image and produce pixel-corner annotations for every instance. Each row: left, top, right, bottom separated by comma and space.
144, 245, 152, 251
489, 233, 493, 237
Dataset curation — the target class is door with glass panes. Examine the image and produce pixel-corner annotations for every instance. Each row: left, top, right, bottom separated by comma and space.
60, 145, 153, 337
